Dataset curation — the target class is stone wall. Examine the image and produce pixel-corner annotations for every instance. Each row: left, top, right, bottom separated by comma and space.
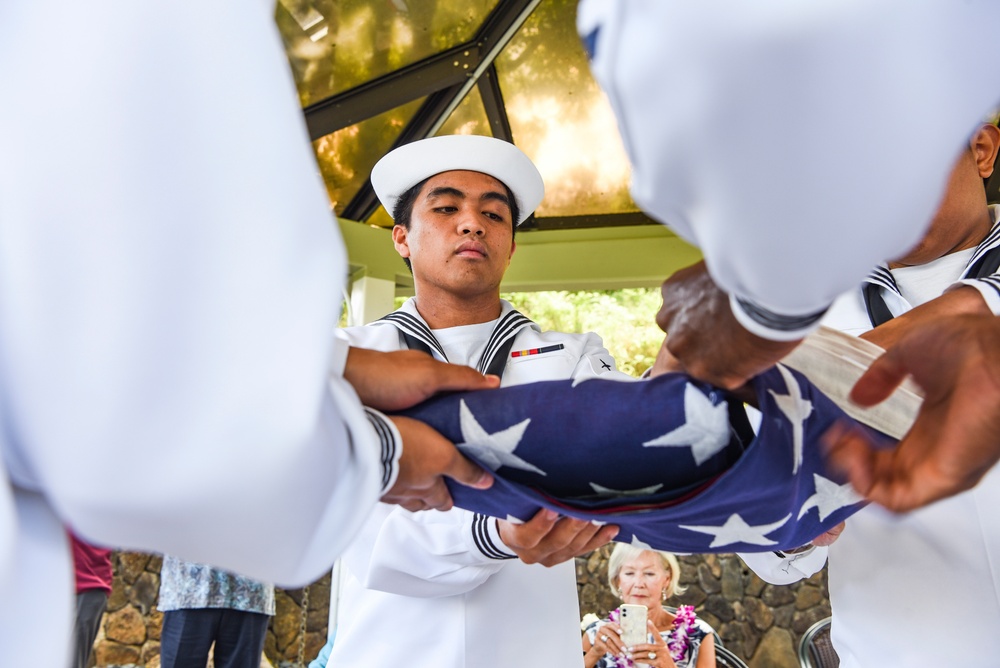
94, 553, 162, 668
90, 552, 330, 668
267, 577, 331, 667
92, 549, 829, 667
576, 546, 831, 668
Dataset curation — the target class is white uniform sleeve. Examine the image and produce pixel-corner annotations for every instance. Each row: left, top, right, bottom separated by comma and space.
739, 548, 829, 586
0, 2, 387, 587
570, 332, 634, 381
356, 507, 515, 599
579, 0, 1000, 340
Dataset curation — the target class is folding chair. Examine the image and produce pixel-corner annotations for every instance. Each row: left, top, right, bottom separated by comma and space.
798, 617, 839, 668
714, 643, 750, 668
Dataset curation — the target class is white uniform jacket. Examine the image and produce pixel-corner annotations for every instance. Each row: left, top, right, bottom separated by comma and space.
579, 0, 1000, 340
0, 4, 393, 664
742, 212, 1000, 666
329, 299, 629, 668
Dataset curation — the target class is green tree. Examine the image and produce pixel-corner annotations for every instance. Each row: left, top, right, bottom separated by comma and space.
502, 289, 662, 377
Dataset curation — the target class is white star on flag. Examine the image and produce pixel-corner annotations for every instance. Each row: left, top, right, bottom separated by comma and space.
643, 383, 730, 465
589, 482, 665, 497
629, 534, 654, 550
456, 400, 545, 475
679, 513, 791, 548
768, 365, 814, 474
798, 474, 863, 522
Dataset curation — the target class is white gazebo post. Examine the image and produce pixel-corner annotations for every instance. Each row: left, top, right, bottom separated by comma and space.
348, 274, 396, 326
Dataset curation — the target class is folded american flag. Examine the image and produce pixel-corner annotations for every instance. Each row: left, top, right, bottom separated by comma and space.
398, 365, 891, 553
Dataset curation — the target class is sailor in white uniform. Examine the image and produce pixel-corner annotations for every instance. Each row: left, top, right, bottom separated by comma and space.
741, 125, 1000, 667
578, 0, 1000, 512
326, 135, 626, 668
0, 5, 495, 665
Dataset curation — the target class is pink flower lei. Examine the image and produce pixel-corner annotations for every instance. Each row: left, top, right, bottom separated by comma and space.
668, 605, 698, 663
603, 605, 698, 666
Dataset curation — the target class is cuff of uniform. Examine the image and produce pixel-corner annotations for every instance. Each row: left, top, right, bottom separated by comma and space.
364, 408, 402, 496
329, 336, 351, 377
729, 294, 828, 342
952, 277, 1000, 315
471, 514, 517, 560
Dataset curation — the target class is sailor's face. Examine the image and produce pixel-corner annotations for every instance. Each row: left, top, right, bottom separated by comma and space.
394, 170, 516, 297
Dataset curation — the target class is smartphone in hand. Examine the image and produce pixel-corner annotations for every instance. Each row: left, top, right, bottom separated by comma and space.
619, 603, 648, 647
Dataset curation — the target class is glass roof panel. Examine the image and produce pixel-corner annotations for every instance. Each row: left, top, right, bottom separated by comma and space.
367, 203, 396, 229
277, 0, 501, 108
435, 86, 492, 138
494, 0, 638, 218
313, 97, 425, 217
364, 87, 493, 228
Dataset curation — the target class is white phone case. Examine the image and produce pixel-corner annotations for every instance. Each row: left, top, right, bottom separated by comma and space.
618, 604, 648, 647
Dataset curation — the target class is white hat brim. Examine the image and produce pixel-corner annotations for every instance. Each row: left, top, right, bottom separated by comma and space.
371, 135, 545, 226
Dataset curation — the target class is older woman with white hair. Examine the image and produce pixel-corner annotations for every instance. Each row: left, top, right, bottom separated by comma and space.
583, 544, 716, 668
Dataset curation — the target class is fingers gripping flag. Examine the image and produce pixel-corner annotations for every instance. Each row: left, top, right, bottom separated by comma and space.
397, 365, 889, 553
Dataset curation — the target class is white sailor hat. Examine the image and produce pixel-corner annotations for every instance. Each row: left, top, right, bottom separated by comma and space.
371, 134, 544, 226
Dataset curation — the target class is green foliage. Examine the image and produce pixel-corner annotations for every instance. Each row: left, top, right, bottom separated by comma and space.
502, 289, 663, 377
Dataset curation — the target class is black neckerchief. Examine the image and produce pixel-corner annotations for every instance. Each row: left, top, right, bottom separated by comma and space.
377, 306, 533, 380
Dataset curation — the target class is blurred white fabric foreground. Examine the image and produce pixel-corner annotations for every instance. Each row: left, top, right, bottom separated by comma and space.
580, 0, 1000, 332
0, 2, 384, 664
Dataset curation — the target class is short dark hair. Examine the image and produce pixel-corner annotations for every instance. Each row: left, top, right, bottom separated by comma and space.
392, 175, 520, 272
